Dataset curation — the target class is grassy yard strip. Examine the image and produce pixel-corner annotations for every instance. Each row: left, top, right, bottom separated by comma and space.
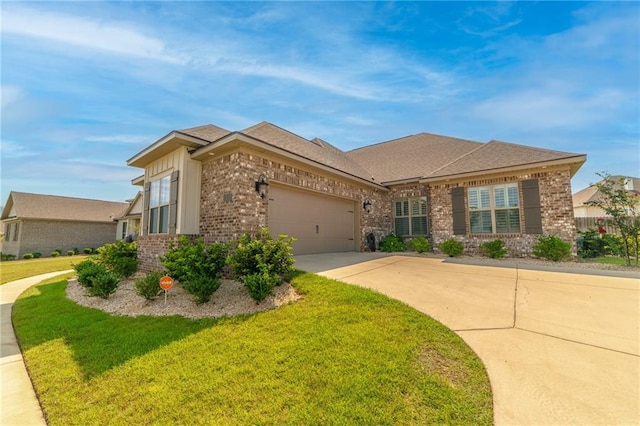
0, 255, 89, 284
14, 272, 492, 425
583, 256, 634, 266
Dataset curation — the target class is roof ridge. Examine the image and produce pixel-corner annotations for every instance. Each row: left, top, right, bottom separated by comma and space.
10, 191, 127, 204
347, 131, 481, 154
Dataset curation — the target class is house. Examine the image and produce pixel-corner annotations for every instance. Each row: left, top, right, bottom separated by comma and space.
573, 176, 640, 218
127, 121, 586, 271
115, 192, 143, 241
0, 192, 128, 258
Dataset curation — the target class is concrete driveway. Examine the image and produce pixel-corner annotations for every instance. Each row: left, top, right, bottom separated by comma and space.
295, 254, 640, 425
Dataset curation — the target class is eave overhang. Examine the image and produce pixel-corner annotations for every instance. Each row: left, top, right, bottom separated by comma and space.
419, 155, 587, 184
127, 131, 210, 168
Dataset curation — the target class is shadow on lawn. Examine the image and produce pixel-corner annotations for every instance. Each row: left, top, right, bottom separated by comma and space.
12, 279, 252, 379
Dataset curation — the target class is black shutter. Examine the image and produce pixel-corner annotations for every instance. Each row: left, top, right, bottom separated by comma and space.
522, 179, 542, 234
168, 171, 179, 234
451, 187, 466, 235
142, 182, 150, 236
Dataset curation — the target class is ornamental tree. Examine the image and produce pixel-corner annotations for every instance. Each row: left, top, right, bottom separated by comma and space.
585, 172, 640, 266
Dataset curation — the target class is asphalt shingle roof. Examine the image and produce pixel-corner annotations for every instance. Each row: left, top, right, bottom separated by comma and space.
177, 124, 231, 142
347, 133, 483, 183
238, 122, 377, 182
1, 192, 128, 222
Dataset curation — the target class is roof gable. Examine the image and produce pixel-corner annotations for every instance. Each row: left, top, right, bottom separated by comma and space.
1, 192, 128, 222
427, 141, 585, 179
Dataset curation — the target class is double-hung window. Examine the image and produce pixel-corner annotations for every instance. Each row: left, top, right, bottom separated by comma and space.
468, 184, 520, 234
394, 197, 428, 236
149, 175, 171, 234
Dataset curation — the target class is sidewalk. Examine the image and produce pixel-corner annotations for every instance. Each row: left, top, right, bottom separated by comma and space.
1, 271, 73, 426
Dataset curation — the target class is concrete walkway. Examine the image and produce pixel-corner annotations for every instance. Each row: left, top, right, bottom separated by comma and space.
296, 254, 640, 425
1, 271, 72, 426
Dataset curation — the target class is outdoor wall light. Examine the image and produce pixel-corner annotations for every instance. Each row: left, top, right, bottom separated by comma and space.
255, 174, 269, 199
363, 200, 372, 211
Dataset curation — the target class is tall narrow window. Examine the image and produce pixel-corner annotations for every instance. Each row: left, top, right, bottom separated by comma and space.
13, 223, 19, 241
149, 175, 171, 234
393, 197, 428, 236
468, 183, 520, 234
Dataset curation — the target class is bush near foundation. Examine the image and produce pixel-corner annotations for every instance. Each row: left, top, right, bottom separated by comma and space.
479, 239, 507, 259
532, 235, 571, 261
379, 233, 405, 252
227, 228, 295, 282
96, 241, 138, 278
407, 236, 431, 253
439, 238, 464, 257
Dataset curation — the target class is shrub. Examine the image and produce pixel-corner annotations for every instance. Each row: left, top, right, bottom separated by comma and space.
162, 236, 228, 284
87, 271, 120, 299
480, 239, 507, 259
97, 240, 138, 278
602, 233, 624, 257
83, 248, 94, 254
227, 228, 295, 281
54, 249, 62, 255
408, 236, 432, 253
23, 253, 34, 260
51, 251, 60, 257
439, 238, 464, 257
74, 260, 108, 288
532, 235, 571, 261
1, 253, 16, 261
243, 271, 280, 303
67, 250, 75, 256
181, 273, 221, 304
32, 252, 42, 258
134, 270, 164, 300
379, 233, 405, 252
577, 229, 605, 258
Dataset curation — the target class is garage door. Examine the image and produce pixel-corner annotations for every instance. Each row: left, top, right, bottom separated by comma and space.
268, 185, 356, 255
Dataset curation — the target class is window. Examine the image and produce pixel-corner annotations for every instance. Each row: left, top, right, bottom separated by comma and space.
4, 224, 10, 241
394, 197, 428, 236
13, 223, 19, 241
149, 175, 171, 234
468, 184, 520, 234
121, 221, 128, 239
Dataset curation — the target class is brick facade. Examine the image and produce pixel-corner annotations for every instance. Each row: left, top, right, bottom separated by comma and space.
137, 234, 199, 272
137, 150, 578, 269
1, 219, 118, 258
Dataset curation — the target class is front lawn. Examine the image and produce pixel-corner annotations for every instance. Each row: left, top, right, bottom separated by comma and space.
0, 255, 89, 284
14, 272, 492, 425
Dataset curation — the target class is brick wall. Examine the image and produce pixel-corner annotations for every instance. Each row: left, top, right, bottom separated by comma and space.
136, 234, 200, 272
7, 219, 118, 258
429, 167, 577, 257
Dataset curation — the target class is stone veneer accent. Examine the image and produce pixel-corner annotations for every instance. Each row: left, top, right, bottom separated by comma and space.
137, 150, 578, 269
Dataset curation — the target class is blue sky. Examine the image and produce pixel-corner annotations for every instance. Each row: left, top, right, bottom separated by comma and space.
1, 1, 638, 205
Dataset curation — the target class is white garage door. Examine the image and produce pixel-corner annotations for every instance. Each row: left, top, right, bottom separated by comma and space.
268, 185, 356, 255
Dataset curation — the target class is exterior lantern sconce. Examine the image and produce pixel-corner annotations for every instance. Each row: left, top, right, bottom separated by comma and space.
255, 175, 269, 199
363, 200, 372, 212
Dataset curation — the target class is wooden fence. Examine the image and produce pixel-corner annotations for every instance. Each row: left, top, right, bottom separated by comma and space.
575, 217, 623, 233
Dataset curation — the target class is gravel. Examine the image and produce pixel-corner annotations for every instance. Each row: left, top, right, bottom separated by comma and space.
66, 277, 302, 320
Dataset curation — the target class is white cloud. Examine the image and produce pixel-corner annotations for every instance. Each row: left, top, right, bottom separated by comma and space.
1, 6, 183, 63
1, 85, 24, 109
84, 135, 152, 145
0, 140, 37, 158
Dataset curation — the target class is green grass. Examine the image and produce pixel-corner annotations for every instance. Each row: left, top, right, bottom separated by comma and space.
582, 256, 638, 266
0, 255, 90, 284
14, 272, 492, 425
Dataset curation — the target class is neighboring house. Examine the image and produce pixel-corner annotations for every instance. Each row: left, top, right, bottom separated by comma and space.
127, 121, 586, 271
0, 192, 128, 258
573, 176, 640, 218
116, 192, 143, 241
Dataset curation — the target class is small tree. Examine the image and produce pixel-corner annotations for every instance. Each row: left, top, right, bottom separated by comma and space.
585, 173, 640, 266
